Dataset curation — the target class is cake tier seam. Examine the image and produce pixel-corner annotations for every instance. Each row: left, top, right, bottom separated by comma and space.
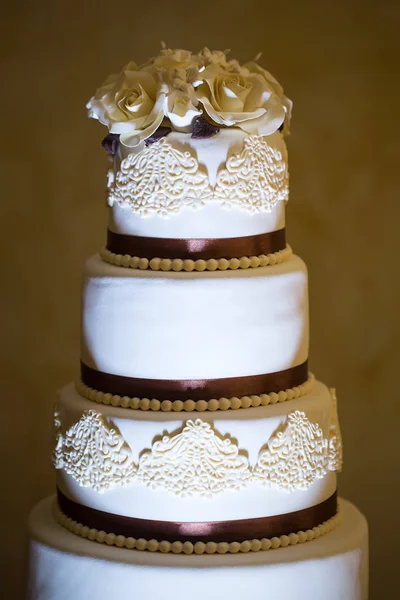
99, 245, 292, 272
54, 500, 341, 555
75, 372, 315, 411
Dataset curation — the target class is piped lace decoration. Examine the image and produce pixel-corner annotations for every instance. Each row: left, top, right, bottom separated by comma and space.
108, 136, 288, 215
213, 135, 288, 212
53, 408, 137, 492
253, 411, 328, 491
53, 403, 342, 494
328, 388, 343, 472
137, 419, 251, 496
108, 137, 212, 216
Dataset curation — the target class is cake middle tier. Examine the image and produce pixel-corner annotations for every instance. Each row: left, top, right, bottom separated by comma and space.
81, 253, 309, 382
55, 380, 338, 524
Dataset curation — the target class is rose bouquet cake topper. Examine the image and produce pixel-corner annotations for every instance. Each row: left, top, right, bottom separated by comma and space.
87, 45, 292, 150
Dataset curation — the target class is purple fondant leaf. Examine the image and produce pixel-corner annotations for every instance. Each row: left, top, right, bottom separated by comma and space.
191, 116, 220, 139
102, 133, 120, 156
145, 126, 172, 146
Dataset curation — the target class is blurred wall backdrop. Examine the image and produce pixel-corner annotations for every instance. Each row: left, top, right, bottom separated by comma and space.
1, 1, 399, 598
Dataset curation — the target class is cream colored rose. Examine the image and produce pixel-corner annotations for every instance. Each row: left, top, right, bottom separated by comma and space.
144, 47, 203, 87
199, 47, 242, 73
244, 61, 292, 135
87, 61, 167, 148
195, 63, 288, 136
167, 88, 202, 132
144, 48, 203, 132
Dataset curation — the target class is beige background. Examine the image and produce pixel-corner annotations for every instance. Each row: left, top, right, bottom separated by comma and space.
1, 0, 399, 597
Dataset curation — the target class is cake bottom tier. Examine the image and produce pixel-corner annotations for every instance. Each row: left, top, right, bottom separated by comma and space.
27, 496, 368, 600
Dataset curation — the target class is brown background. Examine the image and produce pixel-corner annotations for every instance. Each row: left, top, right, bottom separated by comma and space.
1, 1, 399, 598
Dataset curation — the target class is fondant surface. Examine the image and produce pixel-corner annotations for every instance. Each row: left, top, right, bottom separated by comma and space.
81, 253, 309, 380
27, 497, 368, 600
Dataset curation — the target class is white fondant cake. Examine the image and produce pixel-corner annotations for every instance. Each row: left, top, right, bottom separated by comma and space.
27, 46, 368, 598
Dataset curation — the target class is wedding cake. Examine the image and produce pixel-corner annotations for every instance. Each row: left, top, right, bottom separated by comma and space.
27, 47, 368, 599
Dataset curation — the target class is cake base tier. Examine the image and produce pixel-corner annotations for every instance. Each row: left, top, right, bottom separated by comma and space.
27, 496, 368, 600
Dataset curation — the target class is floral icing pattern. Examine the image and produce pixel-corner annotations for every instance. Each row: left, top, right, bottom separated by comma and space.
253, 411, 329, 491
53, 404, 342, 495
53, 408, 136, 493
108, 135, 288, 215
136, 419, 251, 496
214, 135, 288, 212
108, 137, 211, 216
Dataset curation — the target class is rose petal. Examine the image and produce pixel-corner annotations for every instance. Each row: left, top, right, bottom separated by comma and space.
120, 110, 165, 148
238, 94, 285, 136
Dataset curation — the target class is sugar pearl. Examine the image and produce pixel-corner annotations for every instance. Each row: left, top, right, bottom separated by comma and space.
184, 399, 196, 412
240, 540, 252, 553
171, 541, 183, 554
182, 541, 194, 555
196, 400, 208, 412
159, 540, 171, 553
149, 257, 161, 271
150, 399, 161, 411
261, 538, 272, 551
115, 535, 126, 548
251, 539, 262, 552
289, 533, 299, 545
229, 541, 241, 554
147, 539, 159, 552
194, 542, 206, 555
205, 542, 217, 554
280, 535, 290, 547
136, 538, 147, 551
105, 533, 116, 546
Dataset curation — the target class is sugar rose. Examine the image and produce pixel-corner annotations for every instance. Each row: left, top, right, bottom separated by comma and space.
87, 62, 167, 148
146, 48, 203, 132
243, 61, 292, 135
195, 63, 289, 136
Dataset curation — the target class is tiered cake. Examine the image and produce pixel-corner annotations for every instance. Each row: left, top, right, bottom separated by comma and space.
27, 47, 368, 599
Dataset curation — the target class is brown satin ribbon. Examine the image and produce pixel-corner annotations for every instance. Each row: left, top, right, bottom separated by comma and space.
106, 228, 286, 260
57, 488, 337, 543
80, 360, 308, 401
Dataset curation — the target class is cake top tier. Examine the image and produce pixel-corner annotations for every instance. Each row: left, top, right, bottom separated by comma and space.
88, 47, 292, 241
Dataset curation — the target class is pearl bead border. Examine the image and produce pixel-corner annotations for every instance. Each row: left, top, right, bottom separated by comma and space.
100, 245, 292, 272
76, 373, 315, 412
54, 501, 341, 555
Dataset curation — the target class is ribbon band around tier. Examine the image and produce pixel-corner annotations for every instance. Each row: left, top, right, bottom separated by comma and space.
80, 360, 308, 401
57, 489, 337, 543
106, 228, 286, 260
